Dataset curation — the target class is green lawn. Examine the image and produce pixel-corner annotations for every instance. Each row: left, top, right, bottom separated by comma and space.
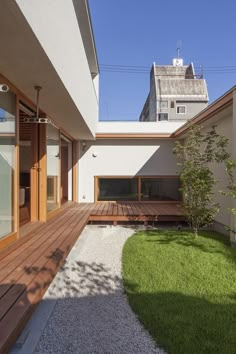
122, 230, 236, 354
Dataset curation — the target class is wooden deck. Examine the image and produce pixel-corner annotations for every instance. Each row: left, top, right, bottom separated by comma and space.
0, 202, 93, 354
89, 201, 184, 223
0, 201, 183, 353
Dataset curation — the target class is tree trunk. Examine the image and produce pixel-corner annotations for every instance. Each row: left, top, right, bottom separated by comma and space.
193, 227, 198, 238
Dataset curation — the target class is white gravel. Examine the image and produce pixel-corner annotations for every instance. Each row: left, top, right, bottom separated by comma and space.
33, 225, 165, 354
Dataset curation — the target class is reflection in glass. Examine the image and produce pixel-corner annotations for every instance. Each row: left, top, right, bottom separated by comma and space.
61, 136, 72, 204
141, 178, 181, 201
0, 91, 16, 238
47, 124, 60, 212
98, 178, 138, 201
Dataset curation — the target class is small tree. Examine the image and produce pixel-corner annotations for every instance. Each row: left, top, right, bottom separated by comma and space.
173, 124, 229, 237
223, 159, 236, 235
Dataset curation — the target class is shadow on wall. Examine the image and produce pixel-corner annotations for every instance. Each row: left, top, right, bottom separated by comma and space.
136, 142, 178, 176
79, 139, 178, 176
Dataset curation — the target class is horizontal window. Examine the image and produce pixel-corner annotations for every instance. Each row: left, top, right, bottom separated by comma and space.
141, 178, 181, 201
96, 177, 181, 202
98, 178, 138, 201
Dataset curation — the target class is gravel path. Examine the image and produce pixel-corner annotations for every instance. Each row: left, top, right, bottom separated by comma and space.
34, 225, 165, 354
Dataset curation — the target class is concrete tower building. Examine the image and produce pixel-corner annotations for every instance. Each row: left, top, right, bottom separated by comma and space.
139, 58, 209, 122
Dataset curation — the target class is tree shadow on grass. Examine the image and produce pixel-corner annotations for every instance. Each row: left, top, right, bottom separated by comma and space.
135, 229, 236, 265
124, 282, 236, 354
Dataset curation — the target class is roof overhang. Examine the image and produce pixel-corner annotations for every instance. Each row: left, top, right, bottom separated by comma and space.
96, 133, 172, 139
0, 0, 98, 140
73, 0, 99, 77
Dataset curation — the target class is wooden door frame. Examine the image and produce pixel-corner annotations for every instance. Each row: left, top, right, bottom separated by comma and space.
30, 124, 39, 221
0, 73, 78, 250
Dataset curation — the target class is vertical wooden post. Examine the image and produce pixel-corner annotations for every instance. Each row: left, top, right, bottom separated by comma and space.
94, 176, 98, 203
15, 96, 20, 238
138, 176, 141, 201
72, 140, 78, 202
58, 130, 62, 208
38, 124, 47, 221
30, 124, 39, 221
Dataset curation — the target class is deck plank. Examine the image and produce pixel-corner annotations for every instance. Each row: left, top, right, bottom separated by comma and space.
0, 203, 90, 354
0, 207, 80, 280
0, 207, 85, 301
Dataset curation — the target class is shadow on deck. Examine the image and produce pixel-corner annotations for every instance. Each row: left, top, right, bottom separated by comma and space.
0, 201, 183, 353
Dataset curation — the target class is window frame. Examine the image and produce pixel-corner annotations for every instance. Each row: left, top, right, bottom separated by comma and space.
176, 105, 187, 114
159, 100, 168, 109
95, 176, 182, 203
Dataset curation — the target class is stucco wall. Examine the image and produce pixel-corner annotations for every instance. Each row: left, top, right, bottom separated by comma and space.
168, 101, 207, 121
14, 0, 98, 138
97, 121, 185, 135
184, 106, 233, 228
78, 139, 179, 202
208, 114, 232, 227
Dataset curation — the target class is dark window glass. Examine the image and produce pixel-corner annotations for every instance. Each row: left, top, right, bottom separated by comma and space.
177, 105, 186, 114
158, 113, 168, 121
141, 178, 181, 201
98, 178, 138, 201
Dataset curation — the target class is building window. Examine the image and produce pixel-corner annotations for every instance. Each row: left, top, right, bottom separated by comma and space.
177, 105, 186, 114
158, 113, 168, 121
96, 177, 181, 202
159, 100, 168, 109
141, 178, 181, 201
171, 101, 175, 108
97, 178, 138, 201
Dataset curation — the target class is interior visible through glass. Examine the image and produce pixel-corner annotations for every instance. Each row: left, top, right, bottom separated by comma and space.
47, 124, 60, 212
141, 178, 181, 201
98, 178, 138, 201
61, 136, 72, 204
0, 91, 16, 239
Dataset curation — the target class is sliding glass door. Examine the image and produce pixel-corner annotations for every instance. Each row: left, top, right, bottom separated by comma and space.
0, 91, 16, 238
46, 124, 60, 212
61, 135, 72, 204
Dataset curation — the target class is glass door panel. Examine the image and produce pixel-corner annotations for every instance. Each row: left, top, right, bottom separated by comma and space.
61, 136, 72, 204
0, 91, 16, 238
47, 124, 60, 212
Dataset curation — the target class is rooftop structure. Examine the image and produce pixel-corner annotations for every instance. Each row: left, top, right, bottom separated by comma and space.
139, 58, 209, 122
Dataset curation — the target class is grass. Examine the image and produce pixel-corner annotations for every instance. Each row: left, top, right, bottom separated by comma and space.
122, 230, 236, 354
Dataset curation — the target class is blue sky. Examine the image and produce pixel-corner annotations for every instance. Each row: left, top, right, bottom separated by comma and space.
89, 0, 236, 121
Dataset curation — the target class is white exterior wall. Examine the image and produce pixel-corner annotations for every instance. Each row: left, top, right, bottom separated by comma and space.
78, 139, 178, 202
97, 121, 185, 135
203, 114, 232, 227
182, 105, 233, 230
15, 0, 98, 137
